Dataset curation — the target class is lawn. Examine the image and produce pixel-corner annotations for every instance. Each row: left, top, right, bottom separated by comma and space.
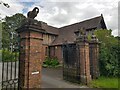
89, 77, 119, 88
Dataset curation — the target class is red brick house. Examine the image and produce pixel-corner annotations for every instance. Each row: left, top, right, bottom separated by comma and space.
40, 14, 107, 63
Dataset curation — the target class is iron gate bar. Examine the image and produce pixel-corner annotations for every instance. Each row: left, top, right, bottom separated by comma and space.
13, 51, 18, 89
17, 34, 20, 90
2, 53, 4, 89
6, 60, 9, 88
76, 44, 80, 82
10, 52, 13, 88
14, 52, 17, 89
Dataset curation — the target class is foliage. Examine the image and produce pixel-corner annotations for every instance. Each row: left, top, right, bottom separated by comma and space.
42, 57, 60, 68
87, 33, 92, 41
89, 76, 118, 88
94, 29, 118, 47
1, 49, 19, 62
3, 13, 26, 30
1, 22, 10, 49
1, 13, 26, 49
99, 44, 119, 76
94, 29, 119, 77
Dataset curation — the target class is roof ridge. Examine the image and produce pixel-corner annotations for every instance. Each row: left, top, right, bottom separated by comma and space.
40, 20, 59, 29
59, 15, 102, 29
48, 25, 59, 29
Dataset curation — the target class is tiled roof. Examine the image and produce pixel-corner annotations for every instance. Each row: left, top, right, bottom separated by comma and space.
41, 22, 59, 35
51, 15, 106, 45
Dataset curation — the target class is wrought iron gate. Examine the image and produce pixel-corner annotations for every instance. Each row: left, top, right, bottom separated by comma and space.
62, 44, 80, 83
1, 33, 19, 89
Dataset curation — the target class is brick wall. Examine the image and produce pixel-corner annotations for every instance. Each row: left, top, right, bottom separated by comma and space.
89, 42, 99, 79
49, 46, 63, 63
54, 46, 63, 63
77, 42, 91, 84
17, 20, 44, 89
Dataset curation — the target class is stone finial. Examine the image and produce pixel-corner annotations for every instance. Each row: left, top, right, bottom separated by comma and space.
91, 32, 98, 42
76, 27, 88, 42
27, 7, 39, 19
78, 27, 86, 36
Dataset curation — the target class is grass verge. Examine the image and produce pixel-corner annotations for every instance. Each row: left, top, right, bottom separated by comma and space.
89, 76, 118, 88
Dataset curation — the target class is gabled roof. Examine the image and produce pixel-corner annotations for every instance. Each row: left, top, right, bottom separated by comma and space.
41, 22, 59, 35
59, 14, 107, 31
51, 15, 107, 45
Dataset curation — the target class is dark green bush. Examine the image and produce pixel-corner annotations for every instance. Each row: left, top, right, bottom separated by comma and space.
1, 49, 19, 62
43, 57, 52, 65
43, 57, 59, 68
94, 29, 119, 77
99, 44, 119, 77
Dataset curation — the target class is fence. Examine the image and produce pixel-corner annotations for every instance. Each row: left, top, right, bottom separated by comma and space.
1, 34, 19, 89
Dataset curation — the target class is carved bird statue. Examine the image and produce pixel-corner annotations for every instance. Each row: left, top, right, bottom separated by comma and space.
27, 7, 39, 19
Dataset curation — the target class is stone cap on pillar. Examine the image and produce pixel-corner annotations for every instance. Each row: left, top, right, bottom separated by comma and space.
75, 27, 88, 43
90, 32, 100, 44
16, 18, 46, 33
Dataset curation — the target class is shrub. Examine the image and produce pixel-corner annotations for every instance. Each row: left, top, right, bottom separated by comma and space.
94, 29, 119, 77
1, 49, 19, 62
43, 57, 51, 66
43, 57, 59, 68
98, 43, 119, 77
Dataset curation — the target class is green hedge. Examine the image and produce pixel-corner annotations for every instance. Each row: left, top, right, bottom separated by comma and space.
1, 49, 19, 62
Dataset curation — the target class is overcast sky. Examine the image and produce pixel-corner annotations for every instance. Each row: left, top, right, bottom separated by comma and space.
0, 0, 119, 36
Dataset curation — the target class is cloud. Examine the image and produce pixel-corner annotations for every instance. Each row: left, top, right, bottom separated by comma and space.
0, 0, 25, 18
112, 29, 118, 36
0, 0, 119, 36
35, 0, 119, 36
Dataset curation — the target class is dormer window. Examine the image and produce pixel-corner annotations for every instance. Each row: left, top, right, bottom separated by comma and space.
74, 31, 79, 37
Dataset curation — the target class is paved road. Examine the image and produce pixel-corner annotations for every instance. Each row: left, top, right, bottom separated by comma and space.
0, 63, 87, 88
41, 68, 87, 88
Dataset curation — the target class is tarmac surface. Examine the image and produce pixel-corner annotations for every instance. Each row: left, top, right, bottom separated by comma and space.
41, 67, 87, 88
0, 62, 88, 89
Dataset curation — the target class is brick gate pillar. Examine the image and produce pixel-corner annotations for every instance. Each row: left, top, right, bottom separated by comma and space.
75, 29, 91, 85
17, 19, 45, 89
89, 34, 99, 79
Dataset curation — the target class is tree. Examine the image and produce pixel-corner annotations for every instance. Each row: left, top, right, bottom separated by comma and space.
94, 29, 119, 77
2, 13, 26, 51
94, 29, 118, 47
